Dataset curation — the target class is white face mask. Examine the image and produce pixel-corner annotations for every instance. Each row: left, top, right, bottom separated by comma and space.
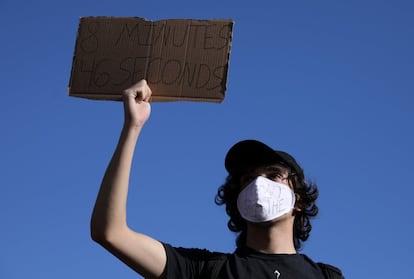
237, 176, 296, 223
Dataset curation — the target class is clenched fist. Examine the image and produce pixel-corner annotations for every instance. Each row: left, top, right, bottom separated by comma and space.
122, 80, 152, 129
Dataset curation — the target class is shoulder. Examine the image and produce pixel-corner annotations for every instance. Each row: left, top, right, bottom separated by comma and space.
317, 262, 345, 279
162, 243, 230, 279
301, 254, 344, 279
163, 243, 228, 261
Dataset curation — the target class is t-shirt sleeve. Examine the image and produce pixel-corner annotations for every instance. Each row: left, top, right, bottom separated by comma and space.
162, 243, 224, 279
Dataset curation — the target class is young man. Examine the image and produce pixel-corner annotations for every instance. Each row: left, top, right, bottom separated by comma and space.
90, 80, 344, 278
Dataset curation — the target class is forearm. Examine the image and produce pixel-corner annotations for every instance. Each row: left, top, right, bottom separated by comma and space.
90, 125, 142, 241
89, 81, 165, 278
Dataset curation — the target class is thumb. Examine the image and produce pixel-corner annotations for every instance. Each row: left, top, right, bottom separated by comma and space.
123, 80, 152, 101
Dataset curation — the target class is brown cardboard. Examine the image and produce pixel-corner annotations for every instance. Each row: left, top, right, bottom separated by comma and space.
68, 17, 234, 103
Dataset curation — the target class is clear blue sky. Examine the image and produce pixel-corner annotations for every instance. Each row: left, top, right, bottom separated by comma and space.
2, 1, 413, 278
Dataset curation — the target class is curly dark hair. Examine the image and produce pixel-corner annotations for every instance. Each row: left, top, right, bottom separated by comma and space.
215, 163, 319, 250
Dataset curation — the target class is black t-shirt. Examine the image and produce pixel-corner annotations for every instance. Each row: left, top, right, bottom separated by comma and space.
163, 243, 328, 279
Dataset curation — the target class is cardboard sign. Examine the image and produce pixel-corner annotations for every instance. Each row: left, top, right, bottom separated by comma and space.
68, 17, 234, 103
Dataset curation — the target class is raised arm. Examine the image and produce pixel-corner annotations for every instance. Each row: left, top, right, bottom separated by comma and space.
90, 80, 167, 278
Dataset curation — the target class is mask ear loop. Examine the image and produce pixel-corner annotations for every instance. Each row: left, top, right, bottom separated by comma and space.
289, 172, 303, 213
293, 193, 302, 213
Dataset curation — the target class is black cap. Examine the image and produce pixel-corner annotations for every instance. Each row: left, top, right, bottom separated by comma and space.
224, 140, 304, 179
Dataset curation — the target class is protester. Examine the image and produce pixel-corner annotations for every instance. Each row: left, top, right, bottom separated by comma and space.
90, 80, 344, 278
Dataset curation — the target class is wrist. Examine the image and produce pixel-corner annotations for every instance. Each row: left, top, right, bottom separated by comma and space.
121, 123, 142, 138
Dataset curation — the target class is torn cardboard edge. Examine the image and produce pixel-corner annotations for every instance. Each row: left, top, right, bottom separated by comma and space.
68, 16, 234, 103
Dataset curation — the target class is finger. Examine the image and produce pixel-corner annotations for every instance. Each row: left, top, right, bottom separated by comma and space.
142, 86, 152, 102
123, 87, 138, 100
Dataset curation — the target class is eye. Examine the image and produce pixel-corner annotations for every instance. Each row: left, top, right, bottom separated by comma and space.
267, 172, 283, 180
267, 172, 289, 184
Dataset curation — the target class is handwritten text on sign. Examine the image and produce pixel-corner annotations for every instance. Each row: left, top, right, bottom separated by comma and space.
69, 17, 234, 102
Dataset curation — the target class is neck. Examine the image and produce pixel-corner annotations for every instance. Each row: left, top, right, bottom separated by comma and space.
245, 217, 296, 254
